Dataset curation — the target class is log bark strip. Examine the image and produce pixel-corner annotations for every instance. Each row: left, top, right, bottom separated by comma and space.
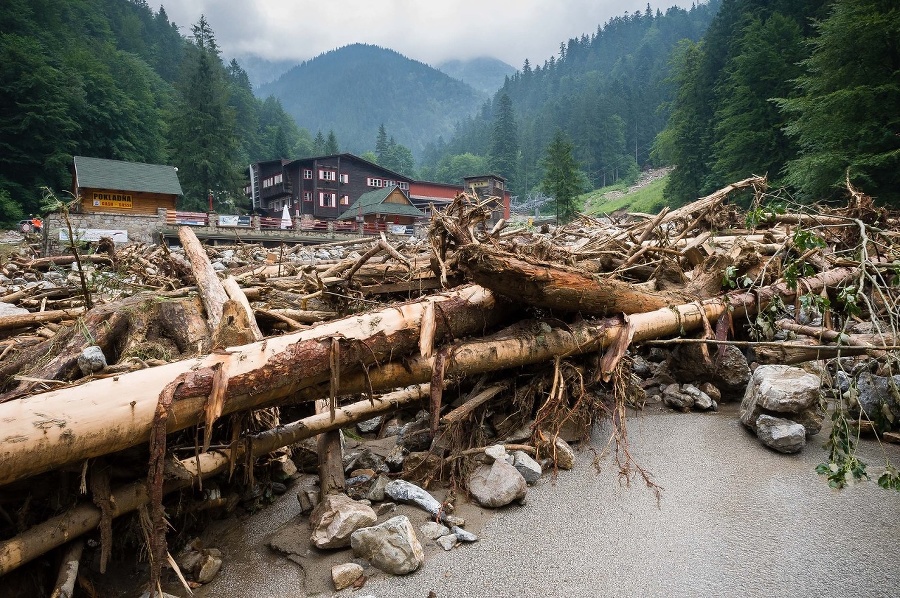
0, 285, 498, 487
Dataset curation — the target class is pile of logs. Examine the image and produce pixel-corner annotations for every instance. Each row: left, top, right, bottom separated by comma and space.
1, 176, 898, 594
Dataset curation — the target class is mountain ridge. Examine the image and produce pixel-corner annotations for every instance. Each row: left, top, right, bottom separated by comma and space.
257, 44, 484, 158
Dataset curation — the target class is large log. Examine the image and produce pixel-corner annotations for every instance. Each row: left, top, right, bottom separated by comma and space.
457, 244, 685, 315
0, 307, 85, 332
0, 285, 499, 487
0, 384, 431, 577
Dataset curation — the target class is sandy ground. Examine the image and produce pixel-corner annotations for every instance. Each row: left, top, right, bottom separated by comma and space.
168, 402, 900, 598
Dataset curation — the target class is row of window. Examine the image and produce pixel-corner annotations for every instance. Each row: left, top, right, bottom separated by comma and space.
302, 169, 350, 184
301, 191, 350, 207
366, 178, 409, 190
262, 174, 283, 188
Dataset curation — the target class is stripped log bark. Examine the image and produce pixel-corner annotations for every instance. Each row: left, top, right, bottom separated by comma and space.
0, 384, 431, 576
0, 285, 499, 487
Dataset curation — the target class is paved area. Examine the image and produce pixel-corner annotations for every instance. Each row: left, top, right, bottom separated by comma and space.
197, 403, 900, 598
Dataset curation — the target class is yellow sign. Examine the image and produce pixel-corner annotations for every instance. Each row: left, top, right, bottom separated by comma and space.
92, 192, 133, 209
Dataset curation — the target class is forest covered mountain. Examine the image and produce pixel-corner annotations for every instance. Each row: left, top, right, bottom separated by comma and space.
437, 56, 517, 94
258, 44, 485, 159
419, 2, 722, 194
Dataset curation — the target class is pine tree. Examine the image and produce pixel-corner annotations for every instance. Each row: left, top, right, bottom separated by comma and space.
313, 131, 326, 155
324, 129, 339, 154
168, 16, 241, 210
540, 131, 586, 224
489, 93, 518, 190
375, 123, 389, 161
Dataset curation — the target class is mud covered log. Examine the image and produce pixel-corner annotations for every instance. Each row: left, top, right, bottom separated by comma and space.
0, 285, 500, 487
457, 244, 685, 315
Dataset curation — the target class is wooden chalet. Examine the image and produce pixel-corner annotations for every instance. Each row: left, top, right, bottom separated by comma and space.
463, 174, 511, 221
248, 154, 413, 221
71, 156, 183, 215
337, 186, 424, 229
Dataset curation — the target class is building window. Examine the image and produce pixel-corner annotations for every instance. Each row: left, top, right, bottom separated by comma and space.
340, 194, 350, 205
385, 180, 395, 188
274, 174, 283, 184
303, 192, 312, 202
303, 169, 313, 179
319, 192, 336, 207
319, 169, 336, 181
399, 182, 409, 190
340, 173, 349, 184
367, 177, 383, 187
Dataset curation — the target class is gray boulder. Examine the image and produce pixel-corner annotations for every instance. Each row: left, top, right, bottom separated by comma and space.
512, 451, 542, 484
741, 365, 824, 436
350, 515, 424, 575
682, 384, 714, 411
662, 383, 694, 412
756, 414, 806, 454
668, 344, 751, 394
853, 371, 900, 424
77, 346, 108, 376
468, 459, 527, 508
309, 493, 377, 549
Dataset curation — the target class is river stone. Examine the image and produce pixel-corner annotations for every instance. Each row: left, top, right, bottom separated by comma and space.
668, 344, 751, 394
468, 459, 527, 508
699, 382, 722, 403
854, 371, 900, 423
356, 415, 383, 434
552, 437, 575, 470
755, 414, 806, 454
682, 384, 714, 411
366, 474, 391, 502
663, 383, 694, 412
484, 444, 509, 463
420, 521, 450, 540
196, 553, 223, 583
309, 493, 377, 549
437, 534, 458, 551
77, 345, 107, 376
332, 562, 364, 590
350, 515, 424, 575
512, 451, 542, 484
384, 479, 442, 516
452, 526, 479, 543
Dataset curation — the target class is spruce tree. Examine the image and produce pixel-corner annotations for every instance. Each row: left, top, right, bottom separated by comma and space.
324, 129, 339, 154
489, 93, 518, 190
540, 130, 585, 224
168, 16, 241, 210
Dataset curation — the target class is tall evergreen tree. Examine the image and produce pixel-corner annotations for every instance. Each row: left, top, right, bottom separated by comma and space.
313, 131, 326, 155
375, 123, 389, 160
540, 130, 586, 223
168, 16, 241, 210
324, 129, 339, 154
779, 0, 900, 204
489, 93, 519, 190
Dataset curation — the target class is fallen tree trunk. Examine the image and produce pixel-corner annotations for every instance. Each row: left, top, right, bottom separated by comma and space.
0, 384, 431, 576
0, 285, 499, 487
0, 308, 85, 332
179, 226, 228, 333
457, 244, 686, 315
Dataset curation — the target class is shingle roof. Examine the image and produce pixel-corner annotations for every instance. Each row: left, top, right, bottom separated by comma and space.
338, 187, 425, 220
73, 156, 183, 196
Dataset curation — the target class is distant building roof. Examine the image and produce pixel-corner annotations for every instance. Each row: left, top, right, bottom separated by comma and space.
338, 186, 425, 220
73, 156, 183, 196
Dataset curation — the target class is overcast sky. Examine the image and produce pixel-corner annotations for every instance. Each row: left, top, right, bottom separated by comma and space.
160, 1, 689, 68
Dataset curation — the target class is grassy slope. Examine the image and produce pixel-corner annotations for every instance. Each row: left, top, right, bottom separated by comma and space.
581, 174, 669, 216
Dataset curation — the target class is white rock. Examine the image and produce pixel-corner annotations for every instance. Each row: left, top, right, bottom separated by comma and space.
331, 562, 364, 590
309, 493, 377, 549
436, 533, 458, 551
468, 459, 527, 508
350, 515, 424, 575
420, 522, 449, 540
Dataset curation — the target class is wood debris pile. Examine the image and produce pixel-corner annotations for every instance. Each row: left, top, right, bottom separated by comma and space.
1, 175, 899, 594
